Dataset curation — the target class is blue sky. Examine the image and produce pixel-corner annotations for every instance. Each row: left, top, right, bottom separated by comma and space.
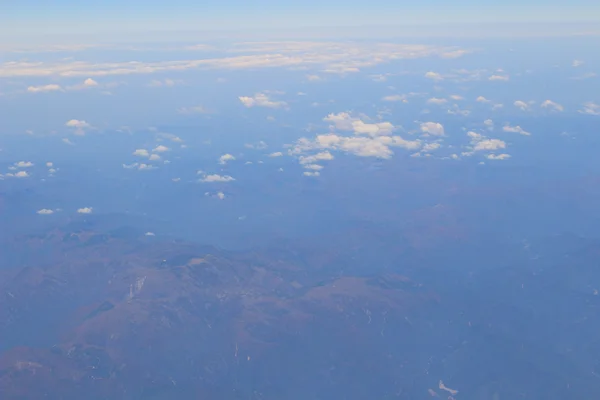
4, 0, 600, 39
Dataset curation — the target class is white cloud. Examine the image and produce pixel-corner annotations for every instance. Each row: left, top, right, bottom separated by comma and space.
467, 131, 484, 141
145, 232, 156, 236
306, 74, 322, 81
62, 138, 75, 145
420, 122, 445, 136
476, 96, 491, 103
298, 151, 335, 164
489, 75, 509, 81
293, 134, 420, 159
215, 191, 226, 200
324, 112, 395, 136
83, 78, 98, 86
148, 78, 181, 87
503, 124, 531, 135
303, 171, 320, 177
77, 207, 93, 214
304, 164, 324, 170
153, 145, 170, 152
15, 161, 34, 168
474, 139, 506, 151
269, 152, 283, 157
37, 209, 54, 215
13, 171, 29, 178
541, 100, 564, 112
422, 142, 441, 152
239, 93, 287, 108
245, 141, 268, 150
579, 102, 600, 116
382, 94, 407, 102
133, 149, 150, 157
513, 100, 531, 111
427, 97, 447, 105
123, 163, 139, 169
572, 60, 584, 67
492, 103, 504, 110
27, 84, 62, 93
487, 153, 511, 160
200, 174, 236, 182
46, 162, 53, 167
65, 119, 90, 135
148, 154, 161, 161
450, 95, 464, 100
425, 71, 443, 81
0, 43, 463, 78
138, 163, 156, 170
219, 154, 236, 164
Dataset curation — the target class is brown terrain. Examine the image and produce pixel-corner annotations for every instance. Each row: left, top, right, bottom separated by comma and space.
0, 229, 440, 399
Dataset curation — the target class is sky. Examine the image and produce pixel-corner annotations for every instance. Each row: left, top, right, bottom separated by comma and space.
3, 0, 600, 40
2, 3, 600, 398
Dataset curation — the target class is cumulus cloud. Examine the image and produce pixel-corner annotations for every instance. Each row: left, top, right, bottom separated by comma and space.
422, 142, 441, 152
303, 164, 324, 170
27, 84, 62, 93
467, 131, 484, 141
293, 134, 420, 159
425, 71, 443, 81
200, 174, 236, 182
83, 78, 98, 86
15, 161, 34, 168
503, 124, 531, 135
148, 154, 161, 161
219, 154, 236, 164
245, 141, 268, 150
487, 153, 511, 160
474, 139, 507, 151
65, 119, 90, 135
133, 149, 150, 157
382, 94, 408, 102
427, 97, 447, 105
138, 163, 156, 170
513, 100, 531, 111
489, 75, 509, 81
484, 119, 494, 130
541, 100, 564, 112
239, 93, 287, 108
148, 78, 181, 87
579, 102, 600, 116
153, 145, 170, 152
476, 96, 491, 103
420, 122, 445, 136
303, 171, 320, 177
77, 207, 93, 214
298, 151, 335, 164
13, 171, 29, 178
450, 95, 464, 100
216, 191, 226, 200
269, 152, 283, 157
572, 60, 584, 67
324, 112, 395, 136
37, 209, 54, 215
